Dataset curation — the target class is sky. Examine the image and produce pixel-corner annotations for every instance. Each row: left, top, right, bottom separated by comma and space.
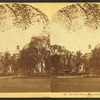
0, 3, 100, 54
0, 3, 50, 54
50, 23, 100, 53
50, 3, 100, 54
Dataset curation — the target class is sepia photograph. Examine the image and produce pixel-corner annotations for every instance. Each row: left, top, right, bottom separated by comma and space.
0, 2, 100, 97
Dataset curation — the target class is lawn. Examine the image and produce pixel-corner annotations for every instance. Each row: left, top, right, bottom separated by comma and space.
0, 77, 51, 92
51, 77, 100, 92
1, 76, 100, 92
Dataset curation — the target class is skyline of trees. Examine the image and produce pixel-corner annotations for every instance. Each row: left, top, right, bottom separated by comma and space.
0, 35, 100, 76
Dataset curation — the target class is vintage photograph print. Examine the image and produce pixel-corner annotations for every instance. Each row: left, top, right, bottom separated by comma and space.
0, 3, 100, 97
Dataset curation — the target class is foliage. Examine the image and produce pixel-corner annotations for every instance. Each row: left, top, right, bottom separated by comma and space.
89, 47, 100, 75
18, 36, 50, 75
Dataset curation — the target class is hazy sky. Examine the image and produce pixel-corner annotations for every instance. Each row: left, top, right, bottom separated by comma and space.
0, 3, 100, 54
50, 23, 100, 53
0, 3, 49, 54
50, 3, 100, 53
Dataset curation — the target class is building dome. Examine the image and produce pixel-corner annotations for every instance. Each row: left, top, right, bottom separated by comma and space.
85, 45, 92, 54
13, 45, 20, 55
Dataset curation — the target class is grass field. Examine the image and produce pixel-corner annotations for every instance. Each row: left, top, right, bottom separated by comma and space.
0, 77, 51, 92
51, 77, 100, 92
0, 77, 100, 92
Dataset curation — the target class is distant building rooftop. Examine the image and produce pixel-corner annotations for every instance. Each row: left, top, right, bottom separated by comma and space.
13, 45, 20, 55
85, 45, 92, 54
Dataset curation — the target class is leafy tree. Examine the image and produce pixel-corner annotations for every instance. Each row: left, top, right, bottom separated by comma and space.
89, 47, 100, 75
74, 51, 83, 73
10, 54, 19, 74
50, 45, 73, 75
1, 52, 11, 75
18, 35, 50, 75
